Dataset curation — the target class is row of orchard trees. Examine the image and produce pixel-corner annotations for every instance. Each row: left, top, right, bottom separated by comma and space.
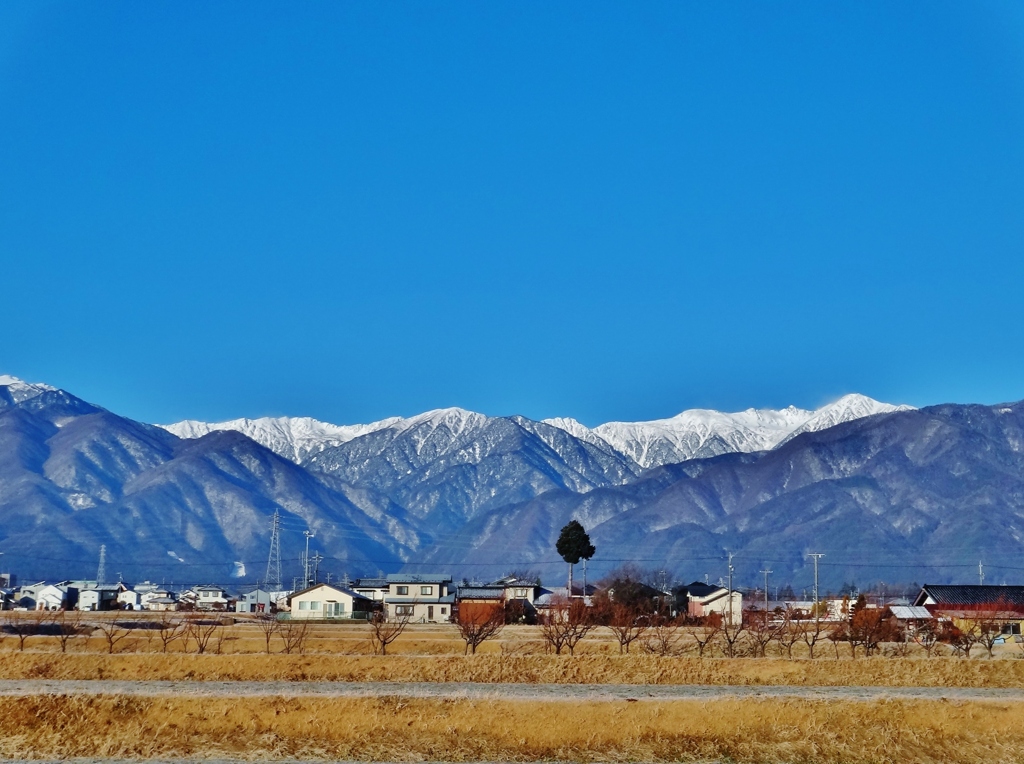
0, 610, 314, 655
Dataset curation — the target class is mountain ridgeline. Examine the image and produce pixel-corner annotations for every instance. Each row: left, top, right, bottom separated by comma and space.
2, 375, 1021, 590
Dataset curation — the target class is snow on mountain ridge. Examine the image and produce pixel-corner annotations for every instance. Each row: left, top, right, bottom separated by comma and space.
161, 415, 403, 462
162, 394, 911, 469
0, 374, 57, 404
545, 394, 914, 468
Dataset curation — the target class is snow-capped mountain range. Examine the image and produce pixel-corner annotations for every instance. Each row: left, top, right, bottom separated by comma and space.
163, 394, 913, 469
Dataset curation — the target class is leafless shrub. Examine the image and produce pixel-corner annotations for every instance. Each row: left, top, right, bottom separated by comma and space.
279, 618, 311, 655
455, 603, 504, 655
368, 611, 409, 656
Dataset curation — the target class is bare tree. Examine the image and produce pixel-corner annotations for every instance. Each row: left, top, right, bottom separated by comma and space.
688, 618, 722, 658
641, 615, 686, 656
912, 620, 942, 657
720, 611, 746, 658
155, 612, 184, 653
278, 618, 310, 655
55, 610, 84, 653
800, 615, 828, 660
963, 601, 1013, 659
368, 610, 409, 656
256, 614, 280, 654
746, 608, 780, 658
185, 615, 222, 654
776, 611, 802, 659
95, 618, 132, 654
540, 596, 594, 656
607, 603, 650, 654
9, 611, 51, 651
456, 603, 505, 655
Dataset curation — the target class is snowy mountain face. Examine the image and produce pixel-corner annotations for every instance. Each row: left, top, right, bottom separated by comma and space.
545, 394, 915, 468
164, 394, 913, 470
162, 415, 403, 463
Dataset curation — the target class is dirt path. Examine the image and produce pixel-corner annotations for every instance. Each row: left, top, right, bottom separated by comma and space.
1, 679, 1021, 702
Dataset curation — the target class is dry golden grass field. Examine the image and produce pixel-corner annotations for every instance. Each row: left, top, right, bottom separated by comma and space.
4, 615, 1024, 762
1, 693, 1022, 763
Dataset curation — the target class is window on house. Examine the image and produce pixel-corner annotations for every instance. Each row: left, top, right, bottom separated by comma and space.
515, 588, 528, 598
420, 586, 432, 596
311, 601, 321, 610
298, 601, 309, 611
395, 605, 414, 616
396, 585, 408, 595
440, 607, 447, 615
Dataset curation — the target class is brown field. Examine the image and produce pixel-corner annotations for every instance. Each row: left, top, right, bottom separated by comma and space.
2, 650, 1024, 686
1, 693, 1021, 763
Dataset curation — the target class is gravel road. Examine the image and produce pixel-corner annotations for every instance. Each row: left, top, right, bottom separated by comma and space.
1, 679, 1020, 702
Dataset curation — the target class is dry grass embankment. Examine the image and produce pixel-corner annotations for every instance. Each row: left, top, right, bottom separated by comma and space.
3, 651, 1024, 687
0, 693, 1021, 763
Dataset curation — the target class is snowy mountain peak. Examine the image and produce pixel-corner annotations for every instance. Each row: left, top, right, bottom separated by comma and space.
0, 374, 57, 404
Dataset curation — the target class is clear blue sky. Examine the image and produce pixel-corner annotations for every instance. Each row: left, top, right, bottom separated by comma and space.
2, 3, 1023, 426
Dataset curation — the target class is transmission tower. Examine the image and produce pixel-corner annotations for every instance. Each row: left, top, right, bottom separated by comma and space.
96, 544, 107, 584
265, 510, 282, 590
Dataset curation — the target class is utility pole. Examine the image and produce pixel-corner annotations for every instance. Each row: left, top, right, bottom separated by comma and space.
760, 568, 772, 622
979, 561, 985, 586
265, 510, 282, 590
583, 558, 587, 598
808, 553, 824, 623
311, 553, 324, 585
303, 530, 315, 588
727, 552, 735, 627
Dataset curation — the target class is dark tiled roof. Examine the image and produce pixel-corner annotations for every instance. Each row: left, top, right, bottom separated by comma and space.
353, 578, 388, 588
386, 574, 452, 584
915, 585, 1024, 609
678, 581, 726, 598
457, 587, 505, 600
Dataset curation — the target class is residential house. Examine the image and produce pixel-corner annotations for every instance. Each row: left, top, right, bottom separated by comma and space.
35, 583, 73, 611
675, 581, 743, 626
352, 577, 389, 602
288, 583, 373, 620
183, 584, 232, 611
236, 587, 289, 614
145, 596, 180, 612
384, 574, 454, 623
914, 584, 1024, 635
78, 586, 119, 611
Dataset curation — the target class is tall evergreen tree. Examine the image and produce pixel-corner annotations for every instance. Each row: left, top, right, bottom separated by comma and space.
556, 520, 596, 596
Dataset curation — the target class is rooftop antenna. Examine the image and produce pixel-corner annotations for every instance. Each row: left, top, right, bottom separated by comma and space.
265, 510, 282, 590
979, 561, 985, 586
96, 545, 107, 585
